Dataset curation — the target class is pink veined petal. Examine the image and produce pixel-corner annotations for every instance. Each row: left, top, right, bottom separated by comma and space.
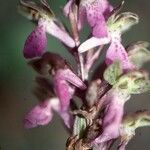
23, 100, 53, 128
46, 21, 75, 48
63, 0, 74, 17
53, 71, 73, 111
78, 36, 110, 53
23, 24, 47, 59
61, 69, 86, 89
86, 1, 108, 38
78, 0, 113, 31
106, 40, 135, 71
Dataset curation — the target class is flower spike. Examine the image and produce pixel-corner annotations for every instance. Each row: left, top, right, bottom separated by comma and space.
19, 0, 150, 149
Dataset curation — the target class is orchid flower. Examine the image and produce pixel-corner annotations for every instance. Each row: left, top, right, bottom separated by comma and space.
18, 0, 75, 58
64, 0, 113, 34
23, 76, 74, 129
78, 4, 139, 71
53, 68, 86, 111
29, 52, 86, 112
93, 62, 150, 145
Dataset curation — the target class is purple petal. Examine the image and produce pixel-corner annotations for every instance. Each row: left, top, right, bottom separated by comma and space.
53, 70, 73, 111
23, 23, 47, 59
53, 69, 86, 111
96, 103, 124, 142
46, 21, 75, 48
86, 2, 108, 38
62, 69, 86, 89
23, 100, 53, 128
94, 90, 127, 144
106, 40, 135, 71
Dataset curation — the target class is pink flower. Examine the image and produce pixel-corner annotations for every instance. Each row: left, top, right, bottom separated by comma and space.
30, 52, 86, 112
93, 89, 130, 145
78, 10, 138, 71
28, 51, 86, 112
19, 0, 75, 59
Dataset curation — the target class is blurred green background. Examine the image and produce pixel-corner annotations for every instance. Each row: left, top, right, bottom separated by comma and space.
0, 0, 150, 149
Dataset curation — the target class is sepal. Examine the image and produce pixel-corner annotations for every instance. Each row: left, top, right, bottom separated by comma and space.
115, 71, 150, 94
104, 61, 123, 85
127, 41, 150, 68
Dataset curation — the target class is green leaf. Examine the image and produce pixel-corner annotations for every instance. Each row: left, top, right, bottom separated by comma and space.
104, 61, 123, 85
73, 116, 87, 138
115, 71, 150, 94
127, 41, 150, 68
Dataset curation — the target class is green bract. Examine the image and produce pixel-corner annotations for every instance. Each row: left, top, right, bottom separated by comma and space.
115, 71, 150, 94
104, 61, 123, 85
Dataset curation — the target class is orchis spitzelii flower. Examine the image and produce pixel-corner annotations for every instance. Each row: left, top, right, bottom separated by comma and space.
19, 0, 150, 149
18, 0, 75, 58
